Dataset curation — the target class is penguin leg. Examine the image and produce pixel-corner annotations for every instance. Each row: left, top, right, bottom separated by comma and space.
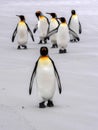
47, 100, 54, 107
39, 101, 46, 108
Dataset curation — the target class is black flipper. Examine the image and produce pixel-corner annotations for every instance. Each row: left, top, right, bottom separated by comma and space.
79, 21, 82, 34
69, 28, 80, 41
49, 57, 62, 94
44, 23, 59, 41
26, 23, 34, 42
68, 16, 72, 28
29, 60, 39, 95
45, 16, 50, 35
12, 25, 18, 42
46, 26, 59, 39
33, 24, 38, 33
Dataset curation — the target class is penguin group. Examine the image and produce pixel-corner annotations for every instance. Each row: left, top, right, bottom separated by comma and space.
12, 10, 82, 108
12, 9, 82, 53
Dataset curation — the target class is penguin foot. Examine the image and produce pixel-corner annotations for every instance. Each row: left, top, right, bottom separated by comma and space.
22, 45, 27, 49
51, 44, 58, 48
38, 40, 42, 44
44, 40, 47, 44
70, 39, 78, 43
59, 49, 67, 54
39, 101, 46, 108
47, 100, 54, 107
17, 45, 21, 49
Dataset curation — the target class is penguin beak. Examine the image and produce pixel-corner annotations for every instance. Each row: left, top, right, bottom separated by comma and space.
16, 15, 21, 19
56, 18, 60, 20
16, 15, 20, 17
56, 17, 60, 19
46, 13, 51, 15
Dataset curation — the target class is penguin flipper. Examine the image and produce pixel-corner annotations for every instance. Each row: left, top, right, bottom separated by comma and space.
69, 28, 80, 41
29, 60, 39, 95
79, 22, 82, 34
12, 25, 18, 42
50, 58, 62, 94
68, 16, 72, 27
26, 23, 35, 42
33, 24, 38, 33
46, 27, 58, 39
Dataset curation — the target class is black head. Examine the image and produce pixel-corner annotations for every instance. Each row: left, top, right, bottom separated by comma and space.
16, 15, 25, 21
40, 46, 48, 56
46, 13, 57, 18
35, 11, 42, 18
71, 10, 76, 15
57, 17, 66, 23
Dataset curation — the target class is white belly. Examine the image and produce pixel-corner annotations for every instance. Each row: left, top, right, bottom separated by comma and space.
57, 25, 69, 48
50, 21, 58, 44
69, 17, 79, 34
36, 61, 56, 100
17, 25, 28, 45
38, 20, 48, 38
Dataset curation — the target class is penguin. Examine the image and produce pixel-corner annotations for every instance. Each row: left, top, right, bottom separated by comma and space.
46, 13, 59, 48
68, 10, 82, 42
29, 46, 62, 108
45, 17, 69, 53
33, 11, 50, 44
12, 15, 34, 49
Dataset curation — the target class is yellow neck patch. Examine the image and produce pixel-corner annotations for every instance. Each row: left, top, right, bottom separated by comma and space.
19, 21, 25, 25
39, 16, 45, 20
72, 14, 77, 18
39, 56, 51, 63
51, 18, 56, 22
61, 22, 67, 26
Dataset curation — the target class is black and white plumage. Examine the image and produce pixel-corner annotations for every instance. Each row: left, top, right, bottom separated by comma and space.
46, 13, 59, 48
12, 15, 34, 49
29, 46, 62, 108
33, 11, 50, 44
68, 10, 82, 42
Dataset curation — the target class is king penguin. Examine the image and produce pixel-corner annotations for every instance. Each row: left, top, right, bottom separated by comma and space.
46, 13, 59, 48
12, 15, 34, 49
33, 11, 50, 44
68, 10, 82, 42
45, 17, 69, 53
29, 46, 62, 108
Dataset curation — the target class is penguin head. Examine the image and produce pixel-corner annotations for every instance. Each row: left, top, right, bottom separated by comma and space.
71, 10, 76, 15
16, 15, 25, 21
57, 17, 66, 23
35, 11, 43, 18
46, 13, 57, 18
40, 46, 48, 56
